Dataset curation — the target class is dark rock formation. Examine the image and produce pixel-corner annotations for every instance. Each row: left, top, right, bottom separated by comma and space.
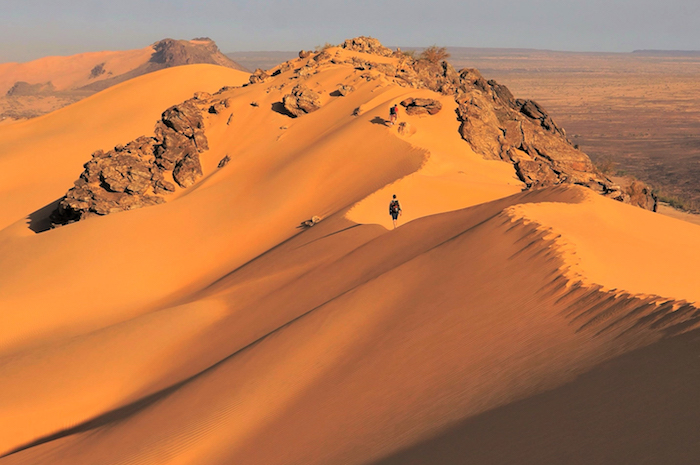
282, 85, 321, 117
218, 155, 231, 168
89, 63, 106, 79
400, 98, 442, 116
51, 96, 216, 225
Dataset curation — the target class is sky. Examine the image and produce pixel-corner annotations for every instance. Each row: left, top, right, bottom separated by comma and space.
2, 0, 700, 62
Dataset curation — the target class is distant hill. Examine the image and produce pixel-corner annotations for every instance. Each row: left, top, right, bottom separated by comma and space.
0, 38, 249, 120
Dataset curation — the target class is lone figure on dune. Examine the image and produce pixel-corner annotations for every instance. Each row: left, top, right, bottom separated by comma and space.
389, 194, 402, 229
389, 104, 399, 126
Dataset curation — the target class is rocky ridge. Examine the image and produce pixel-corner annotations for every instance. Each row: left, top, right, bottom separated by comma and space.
51, 36, 655, 226
51, 92, 231, 225
323, 36, 656, 209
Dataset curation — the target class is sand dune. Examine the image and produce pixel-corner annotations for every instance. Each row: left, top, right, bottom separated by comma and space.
0, 47, 152, 95
0, 38, 247, 120
1, 43, 699, 464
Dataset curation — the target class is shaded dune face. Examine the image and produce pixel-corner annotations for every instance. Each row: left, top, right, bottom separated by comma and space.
1, 39, 700, 465
2, 187, 698, 464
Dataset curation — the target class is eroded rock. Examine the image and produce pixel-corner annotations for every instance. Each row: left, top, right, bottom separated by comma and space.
282, 85, 321, 117
51, 97, 211, 225
249, 68, 272, 84
340, 37, 394, 57
400, 97, 442, 116
336, 85, 355, 96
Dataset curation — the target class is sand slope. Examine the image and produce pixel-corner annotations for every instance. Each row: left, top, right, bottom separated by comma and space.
0, 47, 153, 95
1, 46, 699, 464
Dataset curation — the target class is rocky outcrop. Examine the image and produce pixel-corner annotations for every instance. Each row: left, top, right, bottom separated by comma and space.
400, 98, 442, 116
89, 63, 106, 79
453, 67, 613, 194
6, 81, 55, 96
340, 37, 394, 57
328, 37, 655, 209
282, 85, 321, 117
51, 96, 216, 225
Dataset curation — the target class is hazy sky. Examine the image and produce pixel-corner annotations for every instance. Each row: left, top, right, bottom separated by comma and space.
2, 0, 699, 62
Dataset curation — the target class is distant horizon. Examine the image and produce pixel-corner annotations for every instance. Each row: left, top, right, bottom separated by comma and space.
3, 38, 700, 64
3, 0, 699, 63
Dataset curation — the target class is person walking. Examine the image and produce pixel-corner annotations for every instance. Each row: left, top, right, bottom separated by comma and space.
389, 194, 402, 229
389, 104, 399, 126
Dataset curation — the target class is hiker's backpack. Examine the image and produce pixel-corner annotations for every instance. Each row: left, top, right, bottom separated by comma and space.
390, 106, 397, 115
390, 200, 400, 213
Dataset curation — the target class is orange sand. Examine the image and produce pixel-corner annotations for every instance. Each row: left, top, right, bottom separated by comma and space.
1, 47, 699, 464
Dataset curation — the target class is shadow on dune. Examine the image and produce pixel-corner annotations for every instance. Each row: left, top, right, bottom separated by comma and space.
370, 116, 388, 126
373, 328, 700, 465
271, 101, 296, 118
26, 199, 60, 233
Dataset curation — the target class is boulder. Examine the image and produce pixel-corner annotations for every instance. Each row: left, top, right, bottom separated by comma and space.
313, 51, 332, 63
173, 154, 203, 188
400, 97, 442, 116
336, 85, 355, 96
249, 68, 272, 84
282, 85, 322, 117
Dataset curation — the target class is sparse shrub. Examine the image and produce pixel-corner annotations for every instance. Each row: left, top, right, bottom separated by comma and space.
653, 190, 697, 211
592, 155, 616, 175
419, 45, 450, 63
400, 49, 417, 59
315, 42, 334, 52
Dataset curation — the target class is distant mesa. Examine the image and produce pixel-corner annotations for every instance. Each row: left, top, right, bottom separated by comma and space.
79, 38, 248, 93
